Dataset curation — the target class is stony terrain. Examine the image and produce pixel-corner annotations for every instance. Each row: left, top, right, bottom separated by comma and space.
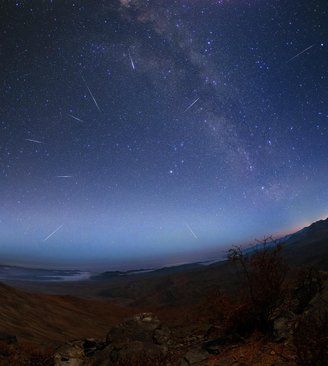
1, 271, 326, 365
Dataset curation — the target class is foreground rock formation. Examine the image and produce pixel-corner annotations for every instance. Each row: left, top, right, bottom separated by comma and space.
54, 313, 171, 365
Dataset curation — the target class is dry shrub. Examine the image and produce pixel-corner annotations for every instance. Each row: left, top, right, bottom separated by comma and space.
228, 239, 288, 333
293, 309, 328, 366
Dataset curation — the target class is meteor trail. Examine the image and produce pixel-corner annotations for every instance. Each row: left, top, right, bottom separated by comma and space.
185, 223, 199, 240
183, 97, 200, 113
43, 224, 64, 242
128, 50, 135, 70
56, 175, 73, 178
82, 76, 101, 112
25, 138, 44, 144
286, 44, 314, 64
68, 114, 83, 122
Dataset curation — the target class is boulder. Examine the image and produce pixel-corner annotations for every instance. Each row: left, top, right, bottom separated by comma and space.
180, 348, 209, 365
106, 312, 163, 344
55, 313, 171, 365
98, 312, 170, 365
272, 310, 296, 341
309, 278, 328, 310
202, 333, 244, 355
83, 338, 108, 357
54, 342, 85, 366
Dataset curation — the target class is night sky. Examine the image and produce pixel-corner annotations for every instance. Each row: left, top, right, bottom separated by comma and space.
1, 0, 327, 269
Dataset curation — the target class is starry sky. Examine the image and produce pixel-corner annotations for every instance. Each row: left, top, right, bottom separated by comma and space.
0, 0, 327, 270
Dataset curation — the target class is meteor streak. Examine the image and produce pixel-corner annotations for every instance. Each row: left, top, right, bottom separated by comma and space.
68, 114, 83, 122
286, 44, 314, 64
82, 76, 101, 112
43, 224, 64, 242
185, 223, 199, 240
183, 97, 200, 113
128, 49, 135, 70
25, 138, 44, 144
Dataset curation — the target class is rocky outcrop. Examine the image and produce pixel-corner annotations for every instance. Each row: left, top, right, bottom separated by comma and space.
272, 274, 328, 342
54, 342, 85, 366
180, 348, 209, 365
95, 312, 170, 365
272, 310, 296, 342
54, 313, 171, 366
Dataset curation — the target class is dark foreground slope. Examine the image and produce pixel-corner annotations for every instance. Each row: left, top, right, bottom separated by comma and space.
0, 282, 135, 344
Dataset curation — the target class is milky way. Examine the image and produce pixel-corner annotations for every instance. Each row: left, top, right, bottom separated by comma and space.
0, 1, 327, 269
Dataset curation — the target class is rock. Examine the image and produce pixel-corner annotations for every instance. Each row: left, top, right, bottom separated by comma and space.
86, 344, 114, 366
114, 341, 168, 363
203, 343, 222, 355
54, 357, 83, 366
202, 333, 244, 354
153, 326, 171, 345
83, 338, 97, 349
106, 312, 163, 344
55, 313, 172, 366
83, 338, 98, 356
309, 278, 328, 310
93, 313, 170, 365
293, 270, 323, 313
54, 342, 84, 366
181, 348, 209, 365
272, 310, 295, 341
180, 359, 189, 366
